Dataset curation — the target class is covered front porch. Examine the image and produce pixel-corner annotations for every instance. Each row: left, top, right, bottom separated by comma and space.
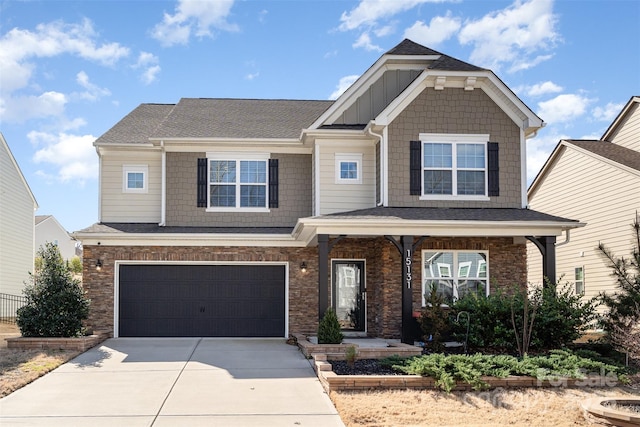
294, 207, 583, 344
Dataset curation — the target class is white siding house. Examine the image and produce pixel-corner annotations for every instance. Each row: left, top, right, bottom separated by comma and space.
528, 96, 640, 305
0, 133, 38, 300
35, 215, 77, 261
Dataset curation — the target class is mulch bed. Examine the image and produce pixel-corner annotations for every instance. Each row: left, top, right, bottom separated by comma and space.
330, 359, 403, 375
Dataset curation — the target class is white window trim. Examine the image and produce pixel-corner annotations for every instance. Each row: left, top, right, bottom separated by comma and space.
419, 133, 490, 201
206, 152, 270, 212
421, 249, 489, 306
575, 266, 585, 295
122, 165, 148, 194
335, 153, 362, 184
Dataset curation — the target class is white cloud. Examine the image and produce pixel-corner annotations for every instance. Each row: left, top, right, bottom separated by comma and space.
526, 130, 568, 183
537, 93, 593, 124
151, 0, 238, 47
353, 32, 383, 52
339, 0, 447, 31
403, 13, 461, 47
330, 75, 360, 100
458, 0, 559, 73
518, 81, 563, 97
133, 52, 161, 85
29, 131, 98, 185
245, 72, 260, 81
0, 91, 67, 123
592, 102, 624, 122
0, 19, 129, 95
74, 71, 111, 101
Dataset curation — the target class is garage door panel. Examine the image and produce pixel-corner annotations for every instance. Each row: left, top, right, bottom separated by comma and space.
118, 264, 285, 337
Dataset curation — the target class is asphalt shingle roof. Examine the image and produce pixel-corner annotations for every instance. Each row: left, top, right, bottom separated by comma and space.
151, 98, 333, 139
77, 223, 294, 234
566, 140, 640, 172
95, 104, 175, 145
385, 39, 443, 56
324, 207, 578, 223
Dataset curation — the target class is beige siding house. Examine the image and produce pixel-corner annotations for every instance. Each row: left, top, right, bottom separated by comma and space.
75, 40, 580, 342
528, 96, 640, 303
0, 133, 38, 302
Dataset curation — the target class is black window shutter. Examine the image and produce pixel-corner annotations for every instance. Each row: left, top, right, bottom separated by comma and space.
487, 142, 499, 197
409, 140, 421, 195
269, 158, 279, 208
197, 158, 207, 207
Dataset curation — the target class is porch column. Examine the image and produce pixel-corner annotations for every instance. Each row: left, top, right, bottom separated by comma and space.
318, 234, 329, 321
526, 235, 557, 286
400, 235, 414, 345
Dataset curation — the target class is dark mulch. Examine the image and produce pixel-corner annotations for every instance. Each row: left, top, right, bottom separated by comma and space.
330, 359, 404, 375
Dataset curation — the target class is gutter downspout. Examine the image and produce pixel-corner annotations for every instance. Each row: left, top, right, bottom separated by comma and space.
555, 229, 570, 247
367, 125, 385, 207
159, 140, 166, 226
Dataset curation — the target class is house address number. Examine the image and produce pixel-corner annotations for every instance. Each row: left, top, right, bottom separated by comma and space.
405, 249, 412, 289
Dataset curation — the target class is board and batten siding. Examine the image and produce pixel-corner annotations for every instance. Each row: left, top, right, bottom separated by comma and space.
0, 137, 36, 297
100, 150, 162, 223
318, 143, 376, 215
527, 146, 640, 306
608, 101, 640, 151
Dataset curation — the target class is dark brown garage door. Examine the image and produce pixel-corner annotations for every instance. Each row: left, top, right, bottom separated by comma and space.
118, 264, 285, 337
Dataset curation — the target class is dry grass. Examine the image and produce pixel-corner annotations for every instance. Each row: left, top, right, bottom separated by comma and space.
0, 323, 80, 398
331, 386, 640, 426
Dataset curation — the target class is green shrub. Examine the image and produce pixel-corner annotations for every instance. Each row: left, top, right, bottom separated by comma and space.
451, 283, 596, 352
392, 350, 628, 392
419, 284, 453, 351
317, 308, 344, 344
69, 256, 83, 274
17, 243, 90, 337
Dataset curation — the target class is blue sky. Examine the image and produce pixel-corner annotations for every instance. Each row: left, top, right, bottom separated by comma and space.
1, 0, 638, 232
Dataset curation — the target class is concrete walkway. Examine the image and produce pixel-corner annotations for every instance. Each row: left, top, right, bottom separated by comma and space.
0, 338, 344, 426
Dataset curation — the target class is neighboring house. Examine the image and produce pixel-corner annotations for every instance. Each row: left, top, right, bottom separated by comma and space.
0, 133, 38, 301
75, 39, 581, 342
528, 96, 640, 303
35, 215, 77, 261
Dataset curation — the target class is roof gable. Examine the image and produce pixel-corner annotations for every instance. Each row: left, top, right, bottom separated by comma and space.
602, 96, 640, 142
0, 133, 38, 208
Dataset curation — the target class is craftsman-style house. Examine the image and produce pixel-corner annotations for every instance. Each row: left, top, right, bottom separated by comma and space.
75, 39, 581, 343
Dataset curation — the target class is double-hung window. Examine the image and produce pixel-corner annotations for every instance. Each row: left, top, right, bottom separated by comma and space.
207, 153, 269, 211
422, 250, 488, 305
420, 134, 489, 199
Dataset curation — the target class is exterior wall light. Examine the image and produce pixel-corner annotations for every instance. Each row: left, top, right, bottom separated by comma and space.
300, 262, 307, 273
96, 259, 103, 271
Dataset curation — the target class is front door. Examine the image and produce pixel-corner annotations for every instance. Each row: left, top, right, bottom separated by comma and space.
332, 260, 365, 332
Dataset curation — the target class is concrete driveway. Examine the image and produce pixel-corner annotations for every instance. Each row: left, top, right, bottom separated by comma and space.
0, 338, 344, 426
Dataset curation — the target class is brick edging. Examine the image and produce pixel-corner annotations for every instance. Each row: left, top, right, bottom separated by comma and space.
5, 330, 112, 351
311, 353, 620, 393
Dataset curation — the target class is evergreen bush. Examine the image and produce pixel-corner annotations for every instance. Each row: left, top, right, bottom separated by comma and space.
317, 308, 344, 344
17, 243, 90, 337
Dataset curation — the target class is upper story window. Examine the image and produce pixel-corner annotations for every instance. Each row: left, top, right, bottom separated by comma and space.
335, 153, 362, 184
122, 165, 148, 193
422, 250, 488, 306
410, 136, 500, 199
420, 134, 489, 200
206, 153, 270, 211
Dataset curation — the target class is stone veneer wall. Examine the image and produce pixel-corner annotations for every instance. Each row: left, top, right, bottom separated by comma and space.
82, 237, 526, 339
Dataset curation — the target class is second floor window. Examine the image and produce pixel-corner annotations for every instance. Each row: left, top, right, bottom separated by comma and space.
412, 134, 491, 199
209, 158, 268, 209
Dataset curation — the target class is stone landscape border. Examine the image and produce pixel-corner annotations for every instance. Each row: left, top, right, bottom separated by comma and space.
293, 333, 422, 359
581, 397, 640, 427
5, 330, 111, 352
311, 353, 621, 392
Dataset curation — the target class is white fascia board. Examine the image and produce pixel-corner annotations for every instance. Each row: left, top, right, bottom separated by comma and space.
95, 142, 155, 149
527, 140, 564, 199
483, 73, 543, 131
602, 96, 639, 141
73, 233, 306, 247
309, 55, 438, 129
297, 218, 584, 239
153, 137, 301, 145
